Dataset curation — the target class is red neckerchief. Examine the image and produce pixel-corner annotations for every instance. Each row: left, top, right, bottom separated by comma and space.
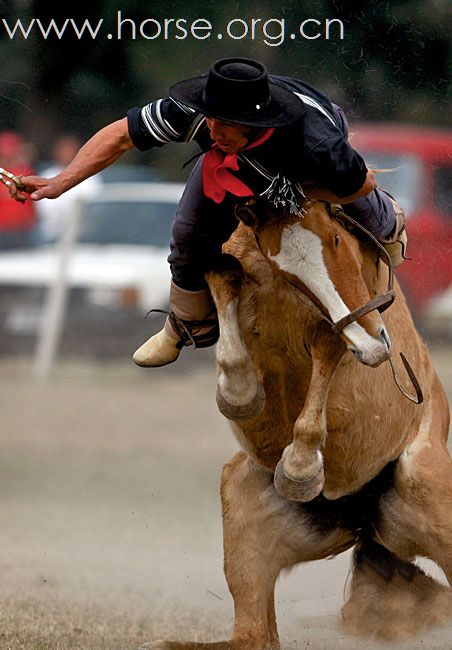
202, 128, 275, 203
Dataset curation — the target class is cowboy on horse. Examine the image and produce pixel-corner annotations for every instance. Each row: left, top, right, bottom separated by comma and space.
6, 57, 407, 367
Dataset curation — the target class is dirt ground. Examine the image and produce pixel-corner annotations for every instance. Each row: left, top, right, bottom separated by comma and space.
1, 342, 452, 650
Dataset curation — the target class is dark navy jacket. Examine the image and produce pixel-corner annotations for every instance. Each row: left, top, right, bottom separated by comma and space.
127, 75, 368, 199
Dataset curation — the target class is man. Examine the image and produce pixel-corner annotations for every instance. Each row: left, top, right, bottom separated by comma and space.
12, 57, 406, 367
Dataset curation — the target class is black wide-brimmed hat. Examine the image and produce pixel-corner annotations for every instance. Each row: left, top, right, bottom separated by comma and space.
169, 57, 305, 127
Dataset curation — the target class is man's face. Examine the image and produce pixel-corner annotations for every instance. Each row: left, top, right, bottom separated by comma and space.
205, 118, 252, 154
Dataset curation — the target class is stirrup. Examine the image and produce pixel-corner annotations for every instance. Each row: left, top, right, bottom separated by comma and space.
146, 308, 219, 349
168, 311, 220, 348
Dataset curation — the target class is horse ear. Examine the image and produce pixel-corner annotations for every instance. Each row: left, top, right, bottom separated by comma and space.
234, 199, 261, 230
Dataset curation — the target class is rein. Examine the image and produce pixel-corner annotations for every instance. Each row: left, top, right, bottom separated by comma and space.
330, 207, 423, 405
248, 202, 423, 405
328, 206, 396, 333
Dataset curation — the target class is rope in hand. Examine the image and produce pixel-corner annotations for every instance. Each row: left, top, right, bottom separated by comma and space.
0, 165, 26, 203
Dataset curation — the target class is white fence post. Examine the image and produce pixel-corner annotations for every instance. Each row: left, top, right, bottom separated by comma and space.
33, 199, 82, 380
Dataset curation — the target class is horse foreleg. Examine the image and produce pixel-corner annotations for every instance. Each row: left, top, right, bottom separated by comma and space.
220, 453, 283, 649
206, 261, 265, 422
274, 325, 346, 502
147, 453, 286, 650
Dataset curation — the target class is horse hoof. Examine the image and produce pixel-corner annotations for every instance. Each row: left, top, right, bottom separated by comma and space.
273, 458, 324, 502
216, 382, 266, 421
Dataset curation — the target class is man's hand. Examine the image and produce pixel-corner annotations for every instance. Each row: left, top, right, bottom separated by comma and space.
10, 117, 134, 204
10, 175, 65, 202
19, 176, 65, 201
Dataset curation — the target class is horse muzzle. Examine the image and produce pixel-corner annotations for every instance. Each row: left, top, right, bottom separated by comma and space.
348, 324, 392, 367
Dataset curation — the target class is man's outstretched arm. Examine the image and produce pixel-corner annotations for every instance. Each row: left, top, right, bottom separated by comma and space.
14, 118, 134, 202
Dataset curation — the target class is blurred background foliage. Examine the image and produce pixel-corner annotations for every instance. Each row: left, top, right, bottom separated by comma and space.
0, 0, 450, 178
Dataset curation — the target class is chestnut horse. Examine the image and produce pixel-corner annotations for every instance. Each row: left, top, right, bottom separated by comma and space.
152, 199, 452, 649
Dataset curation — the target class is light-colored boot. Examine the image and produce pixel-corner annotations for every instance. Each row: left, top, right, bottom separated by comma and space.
379, 197, 408, 268
132, 324, 181, 368
133, 282, 218, 368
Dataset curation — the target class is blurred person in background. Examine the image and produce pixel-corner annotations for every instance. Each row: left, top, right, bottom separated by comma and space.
11, 57, 407, 366
0, 131, 37, 249
36, 135, 102, 242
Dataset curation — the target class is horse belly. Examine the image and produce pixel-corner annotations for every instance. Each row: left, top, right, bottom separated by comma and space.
321, 357, 425, 499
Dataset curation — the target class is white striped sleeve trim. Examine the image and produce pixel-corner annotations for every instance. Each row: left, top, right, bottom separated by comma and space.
184, 115, 206, 143
141, 99, 204, 144
293, 92, 339, 128
155, 100, 180, 138
141, 102, 171, 143
171, 98, 196, 115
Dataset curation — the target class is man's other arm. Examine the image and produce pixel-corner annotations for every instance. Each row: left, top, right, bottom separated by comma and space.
303, 169, 377, 204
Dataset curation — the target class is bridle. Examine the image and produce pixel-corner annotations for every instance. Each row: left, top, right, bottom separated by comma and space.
327, 206, 396, 334
328, 207, 423, 405
236, 200, 423, 404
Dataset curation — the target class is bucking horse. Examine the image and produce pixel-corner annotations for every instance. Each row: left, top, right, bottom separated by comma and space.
152, 197, 452, 649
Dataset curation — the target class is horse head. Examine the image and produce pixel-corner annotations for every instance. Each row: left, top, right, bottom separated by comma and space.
235, 198, 393, 368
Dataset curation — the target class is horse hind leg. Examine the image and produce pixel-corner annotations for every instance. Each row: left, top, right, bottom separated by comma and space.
344, 390, 452, 641
206, 256, 265, 422
341, 538, 452, 641
378, 388, 452, 580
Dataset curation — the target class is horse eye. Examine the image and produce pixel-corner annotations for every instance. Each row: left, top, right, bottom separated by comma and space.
334, 233, 340, 247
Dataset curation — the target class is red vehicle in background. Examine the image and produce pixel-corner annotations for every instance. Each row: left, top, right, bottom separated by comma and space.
0, 131, 36, 250
350, 123, 452, 321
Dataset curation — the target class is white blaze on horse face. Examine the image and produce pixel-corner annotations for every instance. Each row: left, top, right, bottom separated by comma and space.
267, 222, 390, 365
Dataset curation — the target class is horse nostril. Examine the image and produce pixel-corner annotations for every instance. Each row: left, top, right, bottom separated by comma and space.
350, 348, 363, 362
379, 326, 392, 352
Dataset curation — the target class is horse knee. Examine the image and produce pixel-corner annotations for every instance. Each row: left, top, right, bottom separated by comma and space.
221, 453, 274, 540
